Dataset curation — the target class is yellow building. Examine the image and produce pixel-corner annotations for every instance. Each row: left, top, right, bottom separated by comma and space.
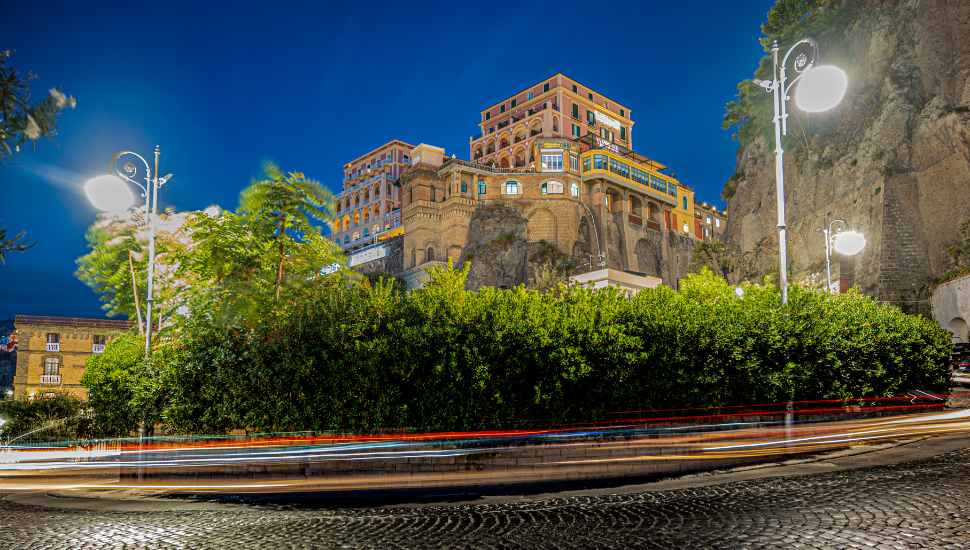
13, 315, 132, 401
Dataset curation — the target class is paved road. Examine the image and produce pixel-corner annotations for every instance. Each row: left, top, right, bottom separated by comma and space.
2, 439, 969, 549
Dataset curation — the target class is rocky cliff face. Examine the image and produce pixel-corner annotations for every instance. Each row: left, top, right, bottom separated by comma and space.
725, 0, 970, 312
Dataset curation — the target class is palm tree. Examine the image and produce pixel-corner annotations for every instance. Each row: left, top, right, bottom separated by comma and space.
238, 160, 334, 303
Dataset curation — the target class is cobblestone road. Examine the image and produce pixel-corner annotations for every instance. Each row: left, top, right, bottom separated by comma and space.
2, 447, 969, 549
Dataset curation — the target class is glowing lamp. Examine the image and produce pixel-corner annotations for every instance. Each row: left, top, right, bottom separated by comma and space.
832, 231, 866, 256
85, 175, 134, 214
794, 65, 848, 112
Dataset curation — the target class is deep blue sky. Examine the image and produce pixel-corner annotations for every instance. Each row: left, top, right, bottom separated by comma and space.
0, 0, 775, 320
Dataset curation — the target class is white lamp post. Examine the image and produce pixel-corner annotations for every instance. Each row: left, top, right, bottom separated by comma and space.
753, 38, 848, 305
84, 146, 173, 359
816, 214, 865, 294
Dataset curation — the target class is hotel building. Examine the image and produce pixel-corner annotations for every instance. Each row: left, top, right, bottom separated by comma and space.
331, 140, 414, 251
470, 74, 633, 169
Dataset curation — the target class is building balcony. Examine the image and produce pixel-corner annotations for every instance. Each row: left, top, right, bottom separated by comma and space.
628, 215, 642, 226
497, 120, 510, 129
46, 342, 59, 352
472, 132, 482, 140
40, 375, 61, 384
93, 344, 105, 354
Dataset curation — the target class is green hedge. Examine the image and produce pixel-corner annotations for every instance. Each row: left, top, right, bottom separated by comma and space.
88, 267, 951, 435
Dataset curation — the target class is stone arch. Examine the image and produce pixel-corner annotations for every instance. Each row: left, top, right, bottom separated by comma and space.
529, 119, 542, 136
512, 146, 527, 167
514, 126, 526, 143
647, 201, 662, 222
946, 317, 969, 343
498, 153, 511, 168
635, 238, 661, 278
474, 145, 483, 160
499, 132, 510, 150
485, 138, 496, 154
485, 158, 497, 167
527, 208, 558, 243
629, 195, 643, 217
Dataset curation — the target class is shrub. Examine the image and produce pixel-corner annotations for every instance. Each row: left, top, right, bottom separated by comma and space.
98, 267, 950, 435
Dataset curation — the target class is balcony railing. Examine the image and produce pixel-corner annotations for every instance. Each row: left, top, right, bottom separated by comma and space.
628, 215, 642, 226
472, 132, 482, 140
40, 375, 61, 384
530, 130, 539, 137
498, 120, 510, 129
93, 344, 105, 354
46, 342, 59, 352
646, 220, 662, 232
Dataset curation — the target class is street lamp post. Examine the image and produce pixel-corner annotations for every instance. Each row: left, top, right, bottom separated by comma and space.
84, 146, 173, 359
816, 214, 866, 294
754, 38, 848, 306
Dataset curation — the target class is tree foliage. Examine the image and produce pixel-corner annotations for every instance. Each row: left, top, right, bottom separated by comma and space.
0, 392, 92, 441
0, 50, 75, 164
79, 332, 151, 438
0, 218, 36, 264
239, 160, 336, 303
83, 266, 950, 435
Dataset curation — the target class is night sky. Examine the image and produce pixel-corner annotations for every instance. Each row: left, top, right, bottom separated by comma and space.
0, 0, 775, 320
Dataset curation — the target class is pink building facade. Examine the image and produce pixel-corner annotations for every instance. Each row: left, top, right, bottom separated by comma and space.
332, 140, 414, 250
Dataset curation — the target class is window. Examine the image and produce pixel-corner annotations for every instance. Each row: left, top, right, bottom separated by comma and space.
608, 157, 630, 179
363, 228, 370, 237
588, 92, 593, 100
461, 181, 467, 193
373, 224, 380, 234
592, 154, 606, 170
541, 151, 563, 172
572, 84, 577, 93
528, 91, 533, 100
620, 126, 626, 141
582, 155, 590, 172
47, 333, 59, 344
353, 231, 360, 241
93, 335, 106, 345
683, 197, 688, 210
543, 102, 547, 110
504, 181, 519, 194
571, 183, 579, 197
570, 154, 578, 171
511, 99, 516, 108
587, 110, 595, 125
707, 215, 711, 224
543, 181, 564, 194
544, 82, 550, 92
427, 248, 435, 261
478, 181, 486, 195
667, 182, 677, 197
572, 103, 579, 119
344, 235, 350, 244
683, 222, 689, 233
604, 100, 609, 108
620, 108, 625, 117
43, 357, 60, 376
485, 112, 491, 120
716, 218, 721, 228
430, 187, 436, 201
501, 104, 506, 113
606, 192, 613, 212
572, 124, 580, 137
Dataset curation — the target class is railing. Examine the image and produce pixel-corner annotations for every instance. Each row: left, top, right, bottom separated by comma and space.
498, 120, 510, 129
646, 220, 662, 232
530, 130, 539, 137
92, 344, 105, 354
628, 215, 642, 226
486, 148, 494, 154
514, 136, 523, 143
40, 375, 61, 384
46, 343, 59, 352
472, 132, 482, 140
439, 157, 536, 174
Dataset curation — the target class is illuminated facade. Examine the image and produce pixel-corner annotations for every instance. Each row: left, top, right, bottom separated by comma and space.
471, 74, 633, 169
12, 315, 132, 401
694, 201, 727, 242
332, 140, 413, 251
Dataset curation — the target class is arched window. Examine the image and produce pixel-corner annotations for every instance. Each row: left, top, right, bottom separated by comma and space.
571, 183, 579, 197
461, 181, 467, 193
353, 231, 360, 241
682, 222, 689, 233
334, 219, 341, 231
387, 188, 392, 198
354, 212, 360, 224
344, 235, 350, 244
541, 182, 547, 194
606, 192, 613, 212
373, 224, 380, 234
478, 182, 486, 195
430, 187, 436, 201
410, 248, 416, 267
363, 228, 370, 237
504, 181, 518, 195
683, 196, 688, 210
427, 247, 435, 261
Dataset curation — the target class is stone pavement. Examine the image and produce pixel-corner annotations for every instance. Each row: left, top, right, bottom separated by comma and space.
2, 434, 969, 549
